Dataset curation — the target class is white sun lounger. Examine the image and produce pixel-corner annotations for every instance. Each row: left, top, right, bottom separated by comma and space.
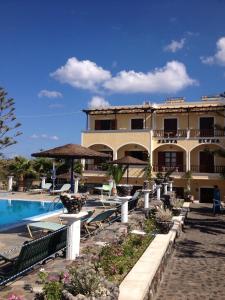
50, 184, 71, 195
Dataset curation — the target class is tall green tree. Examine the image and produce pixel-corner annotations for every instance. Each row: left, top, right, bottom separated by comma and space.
0, 88, 22, 156
32, 157, 53, 178
8, 156, 35, 191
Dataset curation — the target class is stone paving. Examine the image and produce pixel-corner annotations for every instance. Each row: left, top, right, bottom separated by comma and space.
155, 203, 225, 300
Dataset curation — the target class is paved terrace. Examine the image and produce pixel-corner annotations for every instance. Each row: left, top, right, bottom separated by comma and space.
155, 203, 225, 300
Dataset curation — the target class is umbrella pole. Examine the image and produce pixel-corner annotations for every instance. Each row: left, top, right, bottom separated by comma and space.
71, 159, 74, 193
127, 165, 129, 184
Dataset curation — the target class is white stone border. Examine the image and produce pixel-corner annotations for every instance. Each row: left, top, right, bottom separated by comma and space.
119, 202, 190, 300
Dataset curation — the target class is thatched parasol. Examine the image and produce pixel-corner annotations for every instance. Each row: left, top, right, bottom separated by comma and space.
109, 155, 147, 184
32, 144, 110, 192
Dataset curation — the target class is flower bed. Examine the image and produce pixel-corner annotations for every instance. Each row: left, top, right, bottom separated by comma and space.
34, 217, 156, 300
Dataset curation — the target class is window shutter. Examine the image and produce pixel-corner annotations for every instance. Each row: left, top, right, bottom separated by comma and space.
176, 152, 183, 171
95, 120, 101, 130
158, 152, 165, 171
111, 119, 117, 130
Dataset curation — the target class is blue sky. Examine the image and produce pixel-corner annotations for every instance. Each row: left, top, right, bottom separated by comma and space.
1, 0, 225, 157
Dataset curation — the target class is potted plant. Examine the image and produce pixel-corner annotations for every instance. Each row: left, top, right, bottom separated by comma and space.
107, 164, 128, 196
183, 170, 193, 201
171, 198, 184, 216
60, 193, 85, 213
155, 208, 173, 233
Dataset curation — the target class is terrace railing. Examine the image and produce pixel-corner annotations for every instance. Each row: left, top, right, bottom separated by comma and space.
153, 130, 187, 138
152, 164, 186, 172
190, 129, 225, 138
191, 165, 225, 173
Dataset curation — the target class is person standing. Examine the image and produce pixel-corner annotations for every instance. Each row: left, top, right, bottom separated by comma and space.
213, 185, 221, 215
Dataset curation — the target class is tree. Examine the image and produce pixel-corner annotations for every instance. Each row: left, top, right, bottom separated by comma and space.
8, 156, 35, 191
32, 157, 53, 179
0, 88, 22, 156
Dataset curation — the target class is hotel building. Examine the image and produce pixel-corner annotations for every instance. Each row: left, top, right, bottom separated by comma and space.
81, 96, 225, 202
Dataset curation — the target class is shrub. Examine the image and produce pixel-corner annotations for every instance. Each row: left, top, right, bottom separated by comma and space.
171, 198, 184, 209
155, 208, 173, 223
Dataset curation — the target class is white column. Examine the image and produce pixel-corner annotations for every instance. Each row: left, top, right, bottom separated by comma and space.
156, 185, 161, 201
186, 151, 190, 172
113, 150, 117, 160
60, 212, 88, 260
81, 159, 85, 171
187, 129, 190, 139
163, 183, 168, 195
8, 176, 13, 192
169, 181, 173, 192
143, 190, 151, 209
119, 197, 130, 223
40, 177, 46, 189
74, 178, 80, 193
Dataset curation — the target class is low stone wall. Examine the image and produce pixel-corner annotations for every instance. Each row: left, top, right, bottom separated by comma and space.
119, 203, 190, 300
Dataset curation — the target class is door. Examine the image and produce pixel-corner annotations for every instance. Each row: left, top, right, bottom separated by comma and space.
158, 152, 183, 172
164, 118, 177, 137
200, 188, 214, 203
200, 151, 214, 173
200, 117, 214, 137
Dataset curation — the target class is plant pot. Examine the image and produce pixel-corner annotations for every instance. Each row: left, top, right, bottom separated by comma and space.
172, 207, 182, 216
116, 184, 133, 196
155, 220, 173, 234
60, 195, 84, 214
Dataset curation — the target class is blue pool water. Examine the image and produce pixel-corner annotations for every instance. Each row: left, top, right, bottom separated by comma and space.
0, 199, 63, 229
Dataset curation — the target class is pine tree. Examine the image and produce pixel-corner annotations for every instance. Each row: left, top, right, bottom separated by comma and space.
0, 87, 22, 155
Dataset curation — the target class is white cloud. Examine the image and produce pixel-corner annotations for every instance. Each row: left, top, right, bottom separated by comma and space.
164, 38, 185, 53
30, 134, 38, 139
38, 89, 63, 98
51, 57, 196, 94
50, 135, 59, 140
30, 134, 59, 140
88, 96, 110, 109
50, 57, 111, 91
104, 61, 197, 93
48, 103, 64, 109
201, 37, 225, 66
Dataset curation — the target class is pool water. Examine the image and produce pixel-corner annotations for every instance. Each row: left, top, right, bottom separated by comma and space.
0, 199, 63, 229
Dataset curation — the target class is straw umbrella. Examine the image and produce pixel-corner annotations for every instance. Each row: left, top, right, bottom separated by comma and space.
109, 155, 147, 184
32, 144, 110, 192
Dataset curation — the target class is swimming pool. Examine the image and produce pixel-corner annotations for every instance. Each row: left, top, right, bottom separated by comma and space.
0, 199, 63, 229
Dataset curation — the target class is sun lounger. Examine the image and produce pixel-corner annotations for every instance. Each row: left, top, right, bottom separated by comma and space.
50, 183, 71, 194
29, 183, 52, 194
27, 210, 94, 238
84, 208, 116, 235
27, 221, 65, 238
0, 227, 67, 287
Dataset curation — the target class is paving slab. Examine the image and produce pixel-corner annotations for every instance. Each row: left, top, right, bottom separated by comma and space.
155, 203, 225, 300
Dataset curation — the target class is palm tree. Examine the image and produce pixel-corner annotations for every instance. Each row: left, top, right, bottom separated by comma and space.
32, 157, 53, 179
8, 156, 36, 191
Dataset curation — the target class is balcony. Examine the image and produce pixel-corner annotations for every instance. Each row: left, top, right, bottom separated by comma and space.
153, 129, 225, 139
190, 129, 225, 138
191, 165, 225, 173
152, 165, 186, 173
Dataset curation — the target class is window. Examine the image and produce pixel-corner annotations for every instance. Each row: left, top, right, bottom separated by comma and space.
95, 119, 116, 130
164, 118, 177, 137
158, 151, 183, 171
199, 117, 214, 137
131, 119, 144, 130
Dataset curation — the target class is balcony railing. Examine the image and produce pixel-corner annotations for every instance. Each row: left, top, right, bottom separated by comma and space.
191, 165, 225, 173
152, 165, 185, 172
153, 130, 187, 138
190, 129, 225, 137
